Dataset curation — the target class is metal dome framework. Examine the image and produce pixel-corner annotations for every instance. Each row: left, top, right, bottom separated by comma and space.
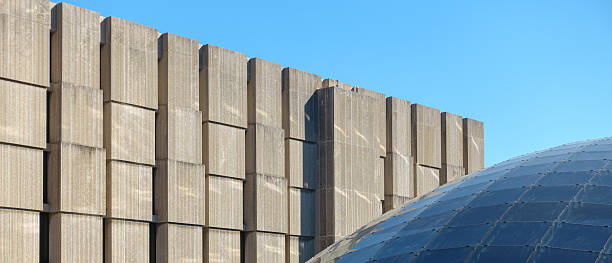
309, 138, 612, 263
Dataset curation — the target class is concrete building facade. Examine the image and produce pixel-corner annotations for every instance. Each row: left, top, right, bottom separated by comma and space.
0, 1, 484, 262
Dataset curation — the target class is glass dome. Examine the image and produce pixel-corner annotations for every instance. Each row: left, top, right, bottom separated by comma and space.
308, 137, 612, 263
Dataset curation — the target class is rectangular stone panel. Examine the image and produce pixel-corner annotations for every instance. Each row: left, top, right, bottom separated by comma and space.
0, 144, 42, 211
106, 161, 152, 221
352, 87, 386, 156
101, 16, 158, 109
199, 44, 247, 128
158, 33, 199, 109
0, 79, 46, 148
464, 118, 485, 174
383, 194, 413, 213
157, 223, 203, 263
282, 67, 321, 142
0, 0, 50, 87
411, 104, 441, 168
49, 83, 103, 148
441, 164, 466, 185
245, 173, 288, 233
0, 209, 39, 262
155, 160, 205, 225
104, 219, 148, 263
203, 228, 241, 263
51, 3, 99, 89
246, 124, 284, 177
203, 122, 245, 179
50, 213, 103, 262
156, 105, 202, 164
104, 102, 155, 165
285, 139, 318, 189
286, 235, 315, 263
245, 231, 285, 263
206, 175, 243, 230
442, 112, 464, 167
375, 156, 385, 202
415, 165, 440, 196
385, 153, 414, 198
248, 58, 282, 128
48, 143, 105, 215
386, 97, 410, 156
288, 187, 315, 236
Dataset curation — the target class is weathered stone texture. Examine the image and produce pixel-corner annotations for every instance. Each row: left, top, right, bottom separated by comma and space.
383, 194, 414, 212
386, 97, 410, 156
50, 213, 103, 263
442, 112, 464, 167
352, 87, 386, 156
0, 80, 46, 149
106, 161, 152, 221
384, 153, 414, 198
245, 231, 286, 263
206, 175, 243, 230
199, 45, 247, 128
203, 228, 241, 263
0, 144, 42, 211
285, 139, 318, 189
441, 163, 466, 185
155, 160, 205, 225
282, 68, 321, 142
48, 143, 105, 215
158, 33, 199, 110
203, 122, 245, 179
246, 124, 284, 177
101, 16, 158, 109
157, 223, 203, 263
464, 118, 485, 174
49, 83, 103, 148
245, 173, 288, 233
248, 58, 282, 128
411, 104, 441, 168
103, 102, 155, 165
51, 3, 99, 89
0, 209, 39, 262
288, 188, 315, 236
0, 0, 50, 87
104, 219, 149, 263
156, 105, 202, 164
286, 236, 315, 263
415, 165, 440, 196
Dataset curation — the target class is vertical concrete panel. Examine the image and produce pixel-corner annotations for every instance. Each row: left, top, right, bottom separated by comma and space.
464, 118, 485, 174
48, 143, 105, 215
383, 195, 413, 212
158, 33, 199, 110
157, 223, 203, 263
411, 104, 441, 168
245, 231, 285, 263
103, 102, 155, 165
206, 175, 243, 230
155, 160, 205, 225
202, 122, 245, 179
203, 228, 241, 263
0, 80, 46, 148
106, 161, 152, 221
49, 84, 103, 148
415, 165, 440, 196
386, 97, 410, 156
286, 236, 315, 263
247, 58, 282, 128
285, 139, 318, 189
0, 144, 42, 211
352, 87, 386, 156
0, 0, 50, 87
50, 3, 99, 89
282, 68, 321, 142
49, 213, 103, 262
288, 188, 315, 236
245, 173, 288, 233
199, 45, 247, 128
156, 105, 202, 164
0, 209, 39, 262
441, 112, 464, 167
104, 219, 149, 263
245, 124, 284, 177
100, 17, 158, 109
441, 164, 466, 185
384, 153, 414, 199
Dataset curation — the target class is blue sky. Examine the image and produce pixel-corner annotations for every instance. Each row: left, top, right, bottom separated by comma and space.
68, 0, 612, 166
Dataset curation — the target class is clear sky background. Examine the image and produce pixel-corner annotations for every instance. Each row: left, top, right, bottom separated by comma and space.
67, 0, 612, 167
